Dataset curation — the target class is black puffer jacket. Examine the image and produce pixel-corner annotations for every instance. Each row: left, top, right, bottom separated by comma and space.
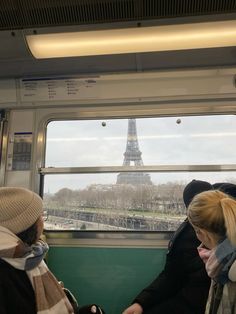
0, 259, 104, 314
133, 220, 211, 314
0, 259, 36, 314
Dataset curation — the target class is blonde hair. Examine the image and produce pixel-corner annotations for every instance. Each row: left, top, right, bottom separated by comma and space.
188, 190, 236, 246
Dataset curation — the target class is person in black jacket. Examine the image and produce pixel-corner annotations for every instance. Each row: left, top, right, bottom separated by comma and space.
122, 180, 212, 314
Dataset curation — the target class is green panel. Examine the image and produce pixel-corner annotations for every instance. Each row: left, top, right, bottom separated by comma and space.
47, 247, 166, 314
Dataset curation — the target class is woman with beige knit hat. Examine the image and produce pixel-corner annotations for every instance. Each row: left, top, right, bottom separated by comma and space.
0, 187, 76, 314
0, 187, 105, 314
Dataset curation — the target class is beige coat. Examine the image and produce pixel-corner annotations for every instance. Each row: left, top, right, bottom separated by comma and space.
205, 261, 236, 314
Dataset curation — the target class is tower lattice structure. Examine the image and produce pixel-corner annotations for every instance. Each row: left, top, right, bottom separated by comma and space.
116, 118, 152, 185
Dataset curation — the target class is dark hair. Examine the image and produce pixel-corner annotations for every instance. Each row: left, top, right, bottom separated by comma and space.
16, 222, 38, 246
213, 183, 236, 199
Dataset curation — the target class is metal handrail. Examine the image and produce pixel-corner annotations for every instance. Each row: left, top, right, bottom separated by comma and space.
39, 164, 236, 175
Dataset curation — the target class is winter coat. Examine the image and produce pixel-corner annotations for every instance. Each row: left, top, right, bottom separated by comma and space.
206, 261, 236, 314
0, 258, 36, 314
133, 220, 211, 314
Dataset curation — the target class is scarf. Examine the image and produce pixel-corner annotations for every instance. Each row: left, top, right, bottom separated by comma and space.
198, 238, 236, 285
0, 226, 74, 314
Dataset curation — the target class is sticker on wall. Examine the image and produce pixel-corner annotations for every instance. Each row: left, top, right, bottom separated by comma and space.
10, 132, 33, 171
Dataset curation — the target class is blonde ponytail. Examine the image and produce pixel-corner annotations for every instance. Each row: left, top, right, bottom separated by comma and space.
188, 190, 236, 246
221, 198, 236, 246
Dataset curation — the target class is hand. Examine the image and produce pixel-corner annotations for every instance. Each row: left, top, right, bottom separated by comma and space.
79, 304, 105, 314
122, 303, 143, 314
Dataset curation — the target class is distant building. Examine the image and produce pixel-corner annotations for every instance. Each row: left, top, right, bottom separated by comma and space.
117, 118, 152, 185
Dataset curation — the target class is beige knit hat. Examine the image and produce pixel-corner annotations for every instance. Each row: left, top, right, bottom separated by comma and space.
0, 187, 43, 234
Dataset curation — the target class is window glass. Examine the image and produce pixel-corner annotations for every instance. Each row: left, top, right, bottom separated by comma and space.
46, 115, 236, 167
43, 172, 236, 231
44, 115, 236, 231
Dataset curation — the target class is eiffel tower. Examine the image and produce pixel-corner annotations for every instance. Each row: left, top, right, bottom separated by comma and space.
116, 118, 152, 185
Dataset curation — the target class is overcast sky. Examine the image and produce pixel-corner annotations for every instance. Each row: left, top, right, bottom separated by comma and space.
44, 115, 236, 193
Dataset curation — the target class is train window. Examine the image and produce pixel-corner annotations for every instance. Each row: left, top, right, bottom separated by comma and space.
43, 115, 236, 231
45, 116, 236, 167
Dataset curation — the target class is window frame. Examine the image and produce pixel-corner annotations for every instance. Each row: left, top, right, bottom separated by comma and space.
35, 104, 236, 232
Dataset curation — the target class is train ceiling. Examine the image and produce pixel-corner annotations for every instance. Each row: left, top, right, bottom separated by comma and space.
0, 0, 236, 78
0, 0, 236, 29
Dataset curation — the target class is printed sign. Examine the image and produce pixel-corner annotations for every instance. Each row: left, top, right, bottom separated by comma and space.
11, 132, 32, 171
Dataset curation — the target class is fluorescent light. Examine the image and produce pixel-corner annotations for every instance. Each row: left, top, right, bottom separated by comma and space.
26, 20, 236, 59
